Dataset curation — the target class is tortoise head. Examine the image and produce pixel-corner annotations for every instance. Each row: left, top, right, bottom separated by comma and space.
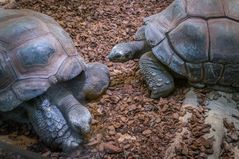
108, 43, 135, 62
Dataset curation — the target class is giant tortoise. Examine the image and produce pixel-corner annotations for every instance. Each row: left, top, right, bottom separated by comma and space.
108, 0, 239, 98
0, 9, 109, 151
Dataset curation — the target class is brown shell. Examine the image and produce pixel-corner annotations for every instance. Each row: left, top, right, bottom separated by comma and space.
142, 0, 239, 87
0, 9, 85, 111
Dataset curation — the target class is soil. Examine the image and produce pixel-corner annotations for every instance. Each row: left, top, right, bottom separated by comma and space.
0, 0, 236, 158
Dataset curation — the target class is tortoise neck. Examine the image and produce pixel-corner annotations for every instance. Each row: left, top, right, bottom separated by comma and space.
130, 40, 150, 58
45, 84, 79, 109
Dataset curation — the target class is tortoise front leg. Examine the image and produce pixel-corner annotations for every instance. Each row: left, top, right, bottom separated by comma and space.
26, 96, 82, 151
139, 52, 175, 98
46, 85, 92, 135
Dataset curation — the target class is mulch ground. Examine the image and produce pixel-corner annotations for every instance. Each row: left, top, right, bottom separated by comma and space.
0, 0, 235, 158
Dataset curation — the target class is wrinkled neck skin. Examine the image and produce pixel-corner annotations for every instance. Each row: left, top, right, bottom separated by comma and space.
65, 72, 87, 103
110, 40, 151, 62
22, 80, 83, 113
44, 82, 91, 134
45, 82, 84, 113
131, 40, 151, 59
65, 63, 110, 103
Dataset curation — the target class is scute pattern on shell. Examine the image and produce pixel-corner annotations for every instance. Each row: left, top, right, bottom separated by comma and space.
0, 9, 85, 111
140, 0, 239, 88
143, 0, 187, 46
169, 18, 209, 63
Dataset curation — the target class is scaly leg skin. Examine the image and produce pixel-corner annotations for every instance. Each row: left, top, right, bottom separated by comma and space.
46, 85, 92, 135
139, 52, 174, 98
29, 62, 109, 151
26, 96, 82, 152
68, 62, 110, 102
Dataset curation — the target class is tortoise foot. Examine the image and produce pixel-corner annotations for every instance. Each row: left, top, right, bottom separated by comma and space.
139, 52, 174, 98
45, 84, 92, 135
27, 96, 83, 151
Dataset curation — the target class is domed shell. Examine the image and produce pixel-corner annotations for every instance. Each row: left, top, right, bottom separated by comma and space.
0, 9, 85, 112
142, 0, 239, 87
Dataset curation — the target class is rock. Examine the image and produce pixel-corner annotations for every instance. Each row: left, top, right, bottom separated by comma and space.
144, 105, 159, 111
181, 144, 188, 155
128, 105, 137, 111
120, 116, 127, 123
42, 151, 51, 157
101, 142, 122, 154
123, 144, 131, 149
142, 130, 152, 135
173, 113, 179, 119
0, 0, 8, 3
205, 148, 214, 154
108, 126, 116, 135
229, 132, 239, 142
118, 133, 136, 143
87, 134, 102, 146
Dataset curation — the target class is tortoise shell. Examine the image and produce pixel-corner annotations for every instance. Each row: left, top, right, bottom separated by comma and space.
139, 0, 239, 88
0, 9, 85, 111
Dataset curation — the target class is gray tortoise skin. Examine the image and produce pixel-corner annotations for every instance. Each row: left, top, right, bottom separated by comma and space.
109, 0, 239, 98
0, 9, 109, 151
